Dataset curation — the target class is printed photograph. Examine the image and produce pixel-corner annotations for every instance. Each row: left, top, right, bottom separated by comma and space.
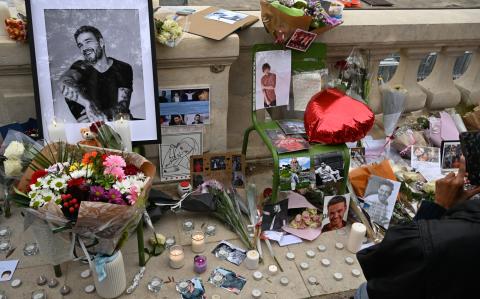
313, 152, 345, 194
210, 156, 227, 171
179, 277, 207, 299
277, 120, 306, 135
232, 171, 245, 187
350, 147, 367, 167
286, 29, 317, 52
208, 267, 247, 295
321, 194, 350, 233
192, 173, 205, 189
205, 9, 248, 24
192, 158, 204, 173
362, 176, 401, 229
211, 241, 247, 266
261, 200, 289, 231
232, 155, 242, 172
411, 146, 440, 169
441, 141, 461, 171
265, 129, 309, 153
28, 0, 159, 142
159, 87, 210, 126
255, 50, 292, 110
279, 156, 311, 191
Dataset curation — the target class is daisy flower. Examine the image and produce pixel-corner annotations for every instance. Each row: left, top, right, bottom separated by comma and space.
49, 177, 67, 191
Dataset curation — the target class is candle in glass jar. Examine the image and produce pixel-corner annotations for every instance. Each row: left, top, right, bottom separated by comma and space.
245, 250, 259, 270
347, 222, 367, 253
191, 231, 205, 253
193, 255, 207, 274
169, 245, 185, 269
113, 117, 132, 152
0, 226, 10, 238
47, 119, 67, 142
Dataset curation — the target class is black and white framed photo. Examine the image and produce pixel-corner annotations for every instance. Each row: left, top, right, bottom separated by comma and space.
441, 140, 461, 172
26, 0, 160, 143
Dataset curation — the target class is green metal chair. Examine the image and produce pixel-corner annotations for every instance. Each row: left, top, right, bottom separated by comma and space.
242, 43, 350, 202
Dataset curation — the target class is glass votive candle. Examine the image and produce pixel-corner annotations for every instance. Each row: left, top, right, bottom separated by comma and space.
205, 224, 216, 236
169, 245, 185, 269
23, 242, 39, 256
165, 236, 176, 249
182, 219, 194, 232
212, 273, 225, 287
194, 255, 207, 274
147, 276, 163, 293
31, 289, 46, 299
176, 280, 189, 294
0, 239, 10, 253
0, 226, 11, 239
191, 231, 205, 253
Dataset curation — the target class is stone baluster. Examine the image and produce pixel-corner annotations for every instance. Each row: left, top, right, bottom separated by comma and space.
455, 47, 480, 106
386, 47, 436, 112
419, 46, 470, 110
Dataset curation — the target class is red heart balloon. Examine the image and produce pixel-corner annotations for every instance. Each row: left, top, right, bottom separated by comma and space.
304, 88, 374, 144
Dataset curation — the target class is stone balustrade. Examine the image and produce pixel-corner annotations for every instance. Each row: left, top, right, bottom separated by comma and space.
1, 7, 480, 161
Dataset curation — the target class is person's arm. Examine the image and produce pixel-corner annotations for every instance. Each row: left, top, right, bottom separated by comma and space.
113, 63, 133, 115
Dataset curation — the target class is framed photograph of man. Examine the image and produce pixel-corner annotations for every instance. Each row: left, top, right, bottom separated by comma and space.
362, 175, 401, 229
26, 0, 160, 143
321, 194, 350, 233
441, 140, 461, 172
313, 152, 345, 195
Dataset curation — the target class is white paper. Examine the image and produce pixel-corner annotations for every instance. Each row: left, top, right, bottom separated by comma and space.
292, 71, 322, 111
417, 165, 444, 182
263, 230, 283, 242
0, 260, 18, 281
278, 234, 303, 246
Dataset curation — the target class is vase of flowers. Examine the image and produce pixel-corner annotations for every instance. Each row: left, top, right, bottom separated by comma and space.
92, 250, 127, 298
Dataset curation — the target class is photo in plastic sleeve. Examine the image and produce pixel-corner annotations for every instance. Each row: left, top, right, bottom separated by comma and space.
211, 240, 247, 266
205, 9, 248, 24
279, 156, 311, 191
321, 194, 350, 233
159, 128, 202, 181
177, 277, 206, 299
255, 50, 292, 110
159, 87, 210, 126
441, 140, 461, 172
362, 175, 401, 229
208, 267, 247, 295
261, 199, 289, 231
190, 152, 245, 189
411, 145, 440, 169
350, 147, 366, 167
265, 129, 309, 153
277, 120, 306, 135
313, 152, 345, 194
286, 29, 317, 52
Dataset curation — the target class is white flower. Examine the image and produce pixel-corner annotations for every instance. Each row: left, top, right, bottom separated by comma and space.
4, 141, 25, 159
70, 169, 87, 179
423, 181, 436, 194
49, 177, 67, 191
158, 35, 167, 44
39, 189, 56, 203
161, 31, 172, 40
162, 19, 177, 31
4, 159, 22, 177
47, 162, 70, 174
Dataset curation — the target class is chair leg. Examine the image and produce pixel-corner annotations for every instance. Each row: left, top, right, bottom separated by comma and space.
271, 152, 280, 203
137, 221, 145, 267
242, 126, 255, 156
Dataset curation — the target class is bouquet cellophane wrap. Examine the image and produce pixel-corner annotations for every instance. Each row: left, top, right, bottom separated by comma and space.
463, 107, 480, 130
348, 160, 396, 198
260, 0, 340, 42
19, 144, 156, 255
304, 88, 375, 144
391, 129, 428, 157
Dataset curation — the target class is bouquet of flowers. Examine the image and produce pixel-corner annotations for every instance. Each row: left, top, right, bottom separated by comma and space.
11, 142, 155, 255
261, 0, 343, 43
155, 16, 184, 48
4, 16, 27, 42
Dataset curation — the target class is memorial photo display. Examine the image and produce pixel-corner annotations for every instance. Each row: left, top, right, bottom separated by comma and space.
190, 152, 246, 189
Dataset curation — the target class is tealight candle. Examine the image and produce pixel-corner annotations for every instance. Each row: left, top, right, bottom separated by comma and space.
317, 244, 326, 252
212, 274, 224, 287
191, 231, 205, 253
345, 257, 354, 265
23, 242, 39, 256
205, 224, 216, 236
300, 262, 309, 270
0, 226, 10, 238
306, 250, 316, 258
177, 281, 189, 293
321, 258, 331, 267
245, 250, 260, 270
335, 242, 344, 250
31, 289, 46, 299
252, 288, 262, 298
280, 277, 289, 286
352, 269, 362, 277
182, 220, 194, 232
253, 271, 263, 281
194, 255, 207, 274
80, 269, 91, 278
169, 245, 185, 269
268, 264, 278, 276
11, 278, 21, 288
0, 241, 9, 252
347, 222, 367, 253
165, 236, 176, 248
308, 276, 317, 285
286, 252, 295, 261
333, 272, 343, 281
147, 277, 163, 293
47, 119, 67, 142
85, 285, 95, 293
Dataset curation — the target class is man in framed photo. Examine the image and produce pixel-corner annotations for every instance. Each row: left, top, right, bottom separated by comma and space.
363, 180, 394, 228
321, 195, 347, 233
59, 25, 133, 122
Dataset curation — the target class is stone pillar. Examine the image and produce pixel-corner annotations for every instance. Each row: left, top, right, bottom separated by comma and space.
455, 47, 480, 106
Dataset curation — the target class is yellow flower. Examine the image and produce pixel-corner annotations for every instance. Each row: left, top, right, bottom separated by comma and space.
69, 162, 82, 172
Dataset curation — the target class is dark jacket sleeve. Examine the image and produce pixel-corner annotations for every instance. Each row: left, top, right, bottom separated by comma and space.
414, 201, 446, 221
356, 222, 427, 299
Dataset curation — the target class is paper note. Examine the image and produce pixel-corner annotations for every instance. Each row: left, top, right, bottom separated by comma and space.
292, 71, 323, 111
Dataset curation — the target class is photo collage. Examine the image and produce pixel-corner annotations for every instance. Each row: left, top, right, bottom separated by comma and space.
159, 87, 210, 127
190, 152, 246, 189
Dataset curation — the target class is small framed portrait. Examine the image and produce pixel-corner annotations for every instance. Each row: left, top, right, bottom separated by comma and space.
286, 29, 317, 52
232, 154, 243, 172
159, 86, 210, 126
192, 157, 204, 173
313, 152, 345, 195
279, 156, 311, 191
191, 173, 205, 189
362, 176, 401, 229
411, 146, 440, 169
178, 277, 206, 299
441, 140, 461, 172
321, 194, 350, 233
208, 267, 247, 295
26, 0, 160, 143
205, 9, 248, 24
210, 156, 227, 171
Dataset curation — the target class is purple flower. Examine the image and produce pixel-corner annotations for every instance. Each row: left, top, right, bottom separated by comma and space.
106, 188, 126, 205
90, 186, 105, 201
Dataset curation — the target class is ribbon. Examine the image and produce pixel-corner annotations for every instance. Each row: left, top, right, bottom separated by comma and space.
94, 252, 119, 282
399, 129, 417, 156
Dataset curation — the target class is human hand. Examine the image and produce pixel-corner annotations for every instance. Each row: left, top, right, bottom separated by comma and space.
435, 157, 480, 209
60, 81, 81, 102
84, 103, 107, 122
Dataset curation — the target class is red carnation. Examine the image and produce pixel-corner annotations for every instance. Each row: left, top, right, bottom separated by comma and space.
124, 164, 140, 175
89, 121, 105, 134
30, 170, 48, 185
67, 177, 86, 188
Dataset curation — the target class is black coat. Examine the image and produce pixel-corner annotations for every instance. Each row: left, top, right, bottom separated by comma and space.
357, 199, 480, 299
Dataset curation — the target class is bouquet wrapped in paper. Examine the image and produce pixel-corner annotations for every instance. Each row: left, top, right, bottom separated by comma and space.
260, 0, 343, 43
12, 143, 155, 256
463, 106, 480, 130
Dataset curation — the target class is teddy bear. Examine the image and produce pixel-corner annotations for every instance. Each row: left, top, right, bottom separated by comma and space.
78, 128, 101, 147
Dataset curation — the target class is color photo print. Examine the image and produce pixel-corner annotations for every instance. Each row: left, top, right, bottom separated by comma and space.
441, 140, 461, 172
313, 152, 345, 195
159, 87, 210, 126
190, 152, 246, 189
279, 156, 312, 191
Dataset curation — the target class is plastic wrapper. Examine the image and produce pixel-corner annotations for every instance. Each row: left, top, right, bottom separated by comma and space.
304, 88, 374, 144
0, 130, 43, 179
381, 85, 407, 137
425, 112, 459, 147
391, 128, 428, 158
462, 106, 480, 130
18, 144, 156, 255
154, 7, 190, 48
348, 159, 396, 198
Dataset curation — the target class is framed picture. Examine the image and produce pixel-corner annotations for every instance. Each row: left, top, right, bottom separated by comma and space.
362, 176, 401, 229
321, 194, 350, 233
286, 29, 317, 52
441, 140, 461, 172
313, 152, 345, 195
159, 86, 210, 127
190, 152, 245, 188
411, 145, 440, 169
279, 156, 311, 191
26, 0, 160, 143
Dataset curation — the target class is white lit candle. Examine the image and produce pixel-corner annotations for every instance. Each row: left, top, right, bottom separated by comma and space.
47, 119, 67, 143
245, 250, 259, 270
113, 117, 132, 152
191, 231, 205, 253
169, 245, 185, 269
268, 264, 278, 276
347, 222, 367, 253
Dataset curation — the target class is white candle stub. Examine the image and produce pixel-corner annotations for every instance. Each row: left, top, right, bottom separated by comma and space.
352, 269, 362, 277
321, 258, 331, 267
11, 279, 21, 288
211, 295, 221, 299
85, 284, 95, 293
245, 250, 260, 270
286, 252, 295, 261
0, 243, 8, 250
317, 244, 326, 252
347, 222, 367, 253
335, 242, 344, 250
268, 264, 278, 276
306, 250, 316, 258
333, 273, 343, 281
308, 276, 317, 285
253, 271, 263, 281
80, 269, 91, 278
280, 277, 289, 286
345, 257, 354, 265
300, 262, 309, 270
252, 288, 262, 298
0, 228, 7, 236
